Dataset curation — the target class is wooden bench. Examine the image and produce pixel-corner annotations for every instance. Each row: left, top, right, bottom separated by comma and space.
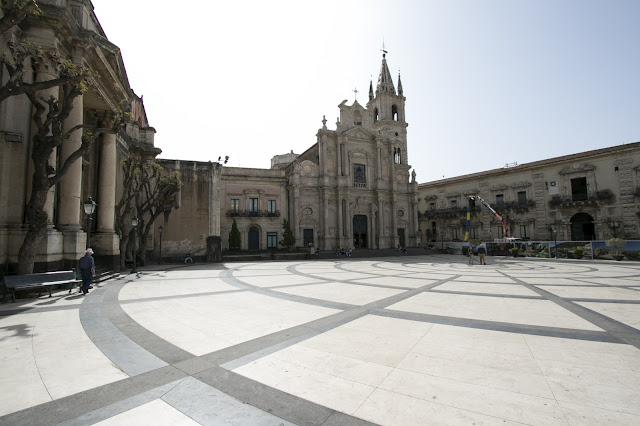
1, 270, 80, 303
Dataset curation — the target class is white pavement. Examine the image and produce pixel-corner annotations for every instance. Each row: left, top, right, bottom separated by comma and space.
1, 255, 640, 425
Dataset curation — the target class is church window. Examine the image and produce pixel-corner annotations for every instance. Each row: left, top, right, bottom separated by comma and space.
354, 110, 362, 126
267, 232, 278, 248
374, 108, 379, 123
249, 198, 259, 213
392, 104, 398, 121
394, 148, 402, 164
517, 191, 527, 205
353, 164, 366, 188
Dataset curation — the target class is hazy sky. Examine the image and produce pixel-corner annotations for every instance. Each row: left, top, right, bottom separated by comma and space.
91, 0, 640, 182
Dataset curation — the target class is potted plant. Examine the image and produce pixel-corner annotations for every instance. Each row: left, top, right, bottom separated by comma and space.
573, 247, 584, 259
510, 247, 519, 257
606, 238, 626, 261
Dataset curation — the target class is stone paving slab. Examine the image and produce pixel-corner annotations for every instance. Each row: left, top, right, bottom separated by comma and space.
1, 254, 639, 425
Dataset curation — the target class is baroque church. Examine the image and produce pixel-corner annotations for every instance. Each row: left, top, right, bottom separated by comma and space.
157, 53, 420, 255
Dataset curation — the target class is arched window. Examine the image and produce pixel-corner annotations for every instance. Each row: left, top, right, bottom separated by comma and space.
354, 110, 362, 126
394, 147, 402, 164
373, 108, 379, 123
392, 105, 398, 121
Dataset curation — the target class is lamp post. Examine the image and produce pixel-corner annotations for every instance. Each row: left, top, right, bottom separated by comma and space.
131, 216, 139, 273
441, 232, 445, 250
83, 196, 97, 249
551, 225, 557, 259
158, 225, 163, 265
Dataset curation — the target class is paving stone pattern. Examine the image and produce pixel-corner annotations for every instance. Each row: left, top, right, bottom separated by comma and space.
1, 255, 639, 425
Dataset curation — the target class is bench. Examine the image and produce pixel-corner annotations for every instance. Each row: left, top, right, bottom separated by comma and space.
1, 270, 80, 303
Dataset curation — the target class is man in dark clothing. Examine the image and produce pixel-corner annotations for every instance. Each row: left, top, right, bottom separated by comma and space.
79, 248, 95, 294
477, 245, 487, 265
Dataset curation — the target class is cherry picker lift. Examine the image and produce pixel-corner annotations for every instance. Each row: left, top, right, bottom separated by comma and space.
464, 195, 508, 242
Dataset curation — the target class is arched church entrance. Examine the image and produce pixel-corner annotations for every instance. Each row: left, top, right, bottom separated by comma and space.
248, 226, 260, 251
353, 215, 367, 248
570, 213, 595, 241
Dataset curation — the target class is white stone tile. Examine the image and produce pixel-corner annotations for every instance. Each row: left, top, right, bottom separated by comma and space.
547, 377, 640, 415
538, 358, 640, 391
234, 357, 375, 415
0, 357, 51, 416
354, 388, 522, 426
559, 400, 640, 425
527, 344, 637, 371
398, 352, 554, 398
524, 334, 640, 357
94, 399, 200, 425
538, 285, 640, 300
438, 281, 539, 296
379, 368, 567, 424
271, 344, 393, 387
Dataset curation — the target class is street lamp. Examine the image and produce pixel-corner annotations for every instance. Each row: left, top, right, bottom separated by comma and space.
158, 225, 163, 264
551, 225, 557, 259
83, 196, 97, 249
131, 215, 139, 273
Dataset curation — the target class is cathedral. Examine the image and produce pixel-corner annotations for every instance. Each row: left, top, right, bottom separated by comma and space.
157, 53, 420, 255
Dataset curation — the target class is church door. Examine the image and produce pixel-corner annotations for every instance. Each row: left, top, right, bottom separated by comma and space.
570, 213, 595, 241
248, 226, 259, 251
353, 215, 367, 248
397, 228, 405, 247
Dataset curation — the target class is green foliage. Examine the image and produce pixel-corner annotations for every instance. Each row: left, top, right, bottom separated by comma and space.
573, 247, 584, 256
280, 218, 295, 250
228, 219, 241, 250
510, 247, 519, 256
606, 238, 626, 254
461, 246, 469, 256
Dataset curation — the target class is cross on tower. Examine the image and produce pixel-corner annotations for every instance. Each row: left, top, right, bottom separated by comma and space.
353, 87, 358, 101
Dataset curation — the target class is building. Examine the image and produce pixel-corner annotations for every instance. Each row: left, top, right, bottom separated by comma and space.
154, 53, 420, 258
418, 142, 640, 244
0, 1, 158, 271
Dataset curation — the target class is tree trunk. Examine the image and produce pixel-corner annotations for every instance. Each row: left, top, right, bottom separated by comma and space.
17, 183, 49, 274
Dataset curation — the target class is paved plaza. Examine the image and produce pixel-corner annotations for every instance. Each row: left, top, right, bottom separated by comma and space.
1, 254, 639, 425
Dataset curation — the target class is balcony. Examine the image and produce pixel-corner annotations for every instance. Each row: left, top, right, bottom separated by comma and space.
226, 209, 281, 218
419, 205, 480, 219
548, 190, 615, 209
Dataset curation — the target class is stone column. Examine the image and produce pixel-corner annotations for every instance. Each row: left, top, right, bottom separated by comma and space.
378, 199, 384, 246
322, 192, 329, 249
97, 132, 116, 232
292, 186, 299, 245
57, 94, 84, 230
337, 141, 342, 176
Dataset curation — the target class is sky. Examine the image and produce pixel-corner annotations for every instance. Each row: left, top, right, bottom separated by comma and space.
91, 0, 640, 183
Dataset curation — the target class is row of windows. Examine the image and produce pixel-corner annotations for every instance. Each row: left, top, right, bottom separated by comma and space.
428, 191, 529, 211
230, 198, 277, 212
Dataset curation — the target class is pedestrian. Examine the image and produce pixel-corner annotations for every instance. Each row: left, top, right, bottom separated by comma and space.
468, 245, 474, 265
478, 244, 487, 265
78, 248, 95, 294
184, 253, 193, 263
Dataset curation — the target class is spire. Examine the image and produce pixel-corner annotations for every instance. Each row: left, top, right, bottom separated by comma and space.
376, 53, 396, 96
397, 71, 403, 96
368, 79, 374, 101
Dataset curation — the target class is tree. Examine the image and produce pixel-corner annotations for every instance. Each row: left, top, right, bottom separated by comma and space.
17, 73, 126, 274
115, 145, 182, 270
1, 1, 89, 103
228, 219, 241, 251
280, 218, 295, 251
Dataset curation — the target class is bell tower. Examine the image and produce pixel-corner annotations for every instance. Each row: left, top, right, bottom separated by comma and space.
366, 52, 408, 165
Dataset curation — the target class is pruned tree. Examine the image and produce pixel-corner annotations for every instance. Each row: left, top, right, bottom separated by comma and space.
16, 60, 127, 274
1, 1, 90, 103
228, 219, 241, 250
115, 146, 181, 269
280, 218, 295, 251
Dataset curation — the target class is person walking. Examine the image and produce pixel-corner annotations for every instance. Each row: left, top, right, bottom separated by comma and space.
79, 248, 95, 294
478, 244, 487, 265
468, 245, 474, 265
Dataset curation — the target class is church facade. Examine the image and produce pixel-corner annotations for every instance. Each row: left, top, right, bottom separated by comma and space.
155, 54, 420, 256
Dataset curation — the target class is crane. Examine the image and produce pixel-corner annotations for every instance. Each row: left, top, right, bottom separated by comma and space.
464, 195, 508, 242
